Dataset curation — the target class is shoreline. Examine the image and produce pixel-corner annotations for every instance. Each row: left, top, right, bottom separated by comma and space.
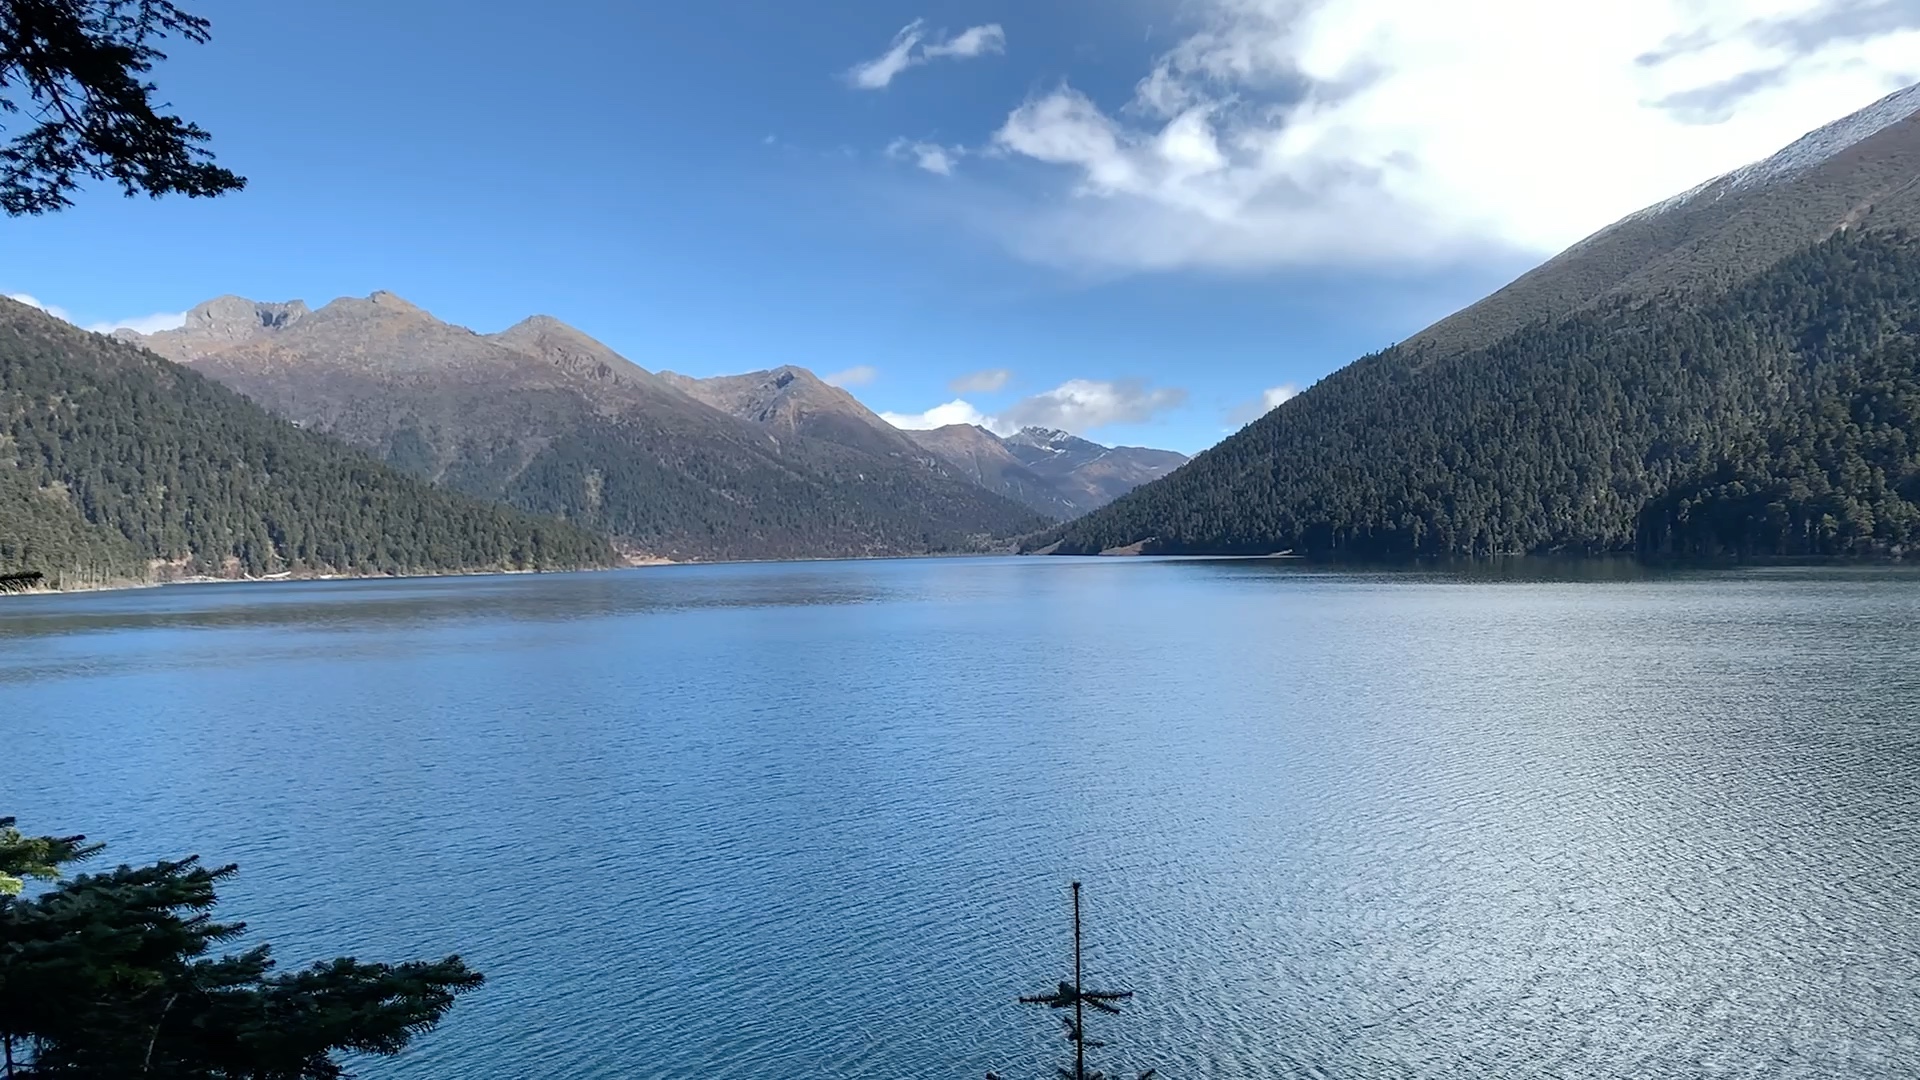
0, 547, 1033, 599
0, 560, 656, 599
11, 547, 1916, 600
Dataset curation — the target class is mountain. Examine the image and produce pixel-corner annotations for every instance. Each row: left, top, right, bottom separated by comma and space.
658, 369, 1187, 520
902, 425, 1187, 519
127, 297, 1046, 561
903, 425, 1082, 519
1042, 84, 1920, 560
998, 428, 1190, 513
0, 296, 614, 586
1411, 82, 1920, 357
657, 366, 924, 462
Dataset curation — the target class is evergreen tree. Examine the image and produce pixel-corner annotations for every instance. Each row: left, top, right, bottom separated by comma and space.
0, 0, 244, 215
0, 816, 481, 1079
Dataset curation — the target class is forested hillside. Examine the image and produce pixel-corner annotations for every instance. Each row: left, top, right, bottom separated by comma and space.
0, 297, 614, 585
1044, 231, 1920, 559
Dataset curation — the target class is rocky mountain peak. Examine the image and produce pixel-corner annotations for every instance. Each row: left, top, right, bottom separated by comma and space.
367, 290, 423, 313
1007, 426, 1080, 451
309, 291, 432, 324
181, 295, 310, 339
488, 313, 656, 386
503, 314, 566, 333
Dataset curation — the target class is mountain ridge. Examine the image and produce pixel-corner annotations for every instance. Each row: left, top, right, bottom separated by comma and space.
1407, 83, 1920, 359
654, 374, 1191, 519
125, 296, 1049, 560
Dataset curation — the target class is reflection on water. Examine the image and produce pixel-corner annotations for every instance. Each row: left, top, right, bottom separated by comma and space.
2, 556, 1917, 1079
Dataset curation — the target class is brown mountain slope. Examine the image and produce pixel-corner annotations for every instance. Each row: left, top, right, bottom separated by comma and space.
1410, 83, 1920, 357
1001, 427, 1190, 513
657, 366, 931, 463
127, 296, 1046, 560
905, 425, 1081, 519
664, 365, 1192, 520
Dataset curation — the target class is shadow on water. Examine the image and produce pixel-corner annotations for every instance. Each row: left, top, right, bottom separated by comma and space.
1156, 552, 1920, 586
0, 563, 897, 644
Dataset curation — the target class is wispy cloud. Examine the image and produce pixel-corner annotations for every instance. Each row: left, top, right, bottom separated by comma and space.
1003, 378, 1186, 432
847, 20, 925, 90
949, 368, 1011, 393
975, 0, 1920, 271
923, 23, 1006, 60
94, 310, 187, 335
7, 293, 72, 322
846, 19, 1006, 89
823, 365, 879, 388
887, 138, 963, 175
1226, 383, 1299, 426
7, 292, 186, 335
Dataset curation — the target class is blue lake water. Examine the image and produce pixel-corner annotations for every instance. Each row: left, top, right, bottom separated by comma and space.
2, 557, 1917, 1078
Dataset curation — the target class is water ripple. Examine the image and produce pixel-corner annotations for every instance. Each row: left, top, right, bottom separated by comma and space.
1, 558, 1916, 1077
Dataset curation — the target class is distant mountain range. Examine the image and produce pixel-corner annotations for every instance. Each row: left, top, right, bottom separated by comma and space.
1, 296, 613, 585
1043, 82, 1920, 560
124, 295, 1062, 561
651, 370, 1187, 519
905, 425, 1187, 518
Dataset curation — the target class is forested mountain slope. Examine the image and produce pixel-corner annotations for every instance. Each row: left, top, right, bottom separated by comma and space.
0, 297, 614, 585
1043, 230, 1920, 559
129, 296, 1046, 560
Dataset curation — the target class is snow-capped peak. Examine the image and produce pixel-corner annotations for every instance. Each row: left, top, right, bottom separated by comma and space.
1007, 426, 1077, 451
1624, 81, 1920, 224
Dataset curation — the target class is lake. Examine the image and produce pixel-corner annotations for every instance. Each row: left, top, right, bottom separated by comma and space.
2, 557, 1917, 1078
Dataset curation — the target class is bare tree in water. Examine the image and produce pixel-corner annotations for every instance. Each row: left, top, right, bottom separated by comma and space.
990, 882, 1157, 1080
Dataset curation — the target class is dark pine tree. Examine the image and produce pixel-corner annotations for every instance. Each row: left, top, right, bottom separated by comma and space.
0, 0, 246, 215
0, 816, 482, 1079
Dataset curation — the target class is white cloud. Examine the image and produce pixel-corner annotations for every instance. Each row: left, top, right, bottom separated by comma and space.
881, 399, 1004, 431
1227, 382, 1300, 425
949, 368, 1012, 393
846, 19, 1007, 89
1003, 378, 1187, 432
981, 0, 1920, 270
923, 23, 1006, 60
88, 310, 187, 335
888, 138, 963, 175
7, 293, 72, 322
5, 293, 185, 335
823, 365, 879, 388
847, 20, 926, 89
885, 377, 1187, 436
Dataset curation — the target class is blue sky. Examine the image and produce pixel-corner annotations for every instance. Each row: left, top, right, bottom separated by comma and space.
6, 0, 1916, 453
